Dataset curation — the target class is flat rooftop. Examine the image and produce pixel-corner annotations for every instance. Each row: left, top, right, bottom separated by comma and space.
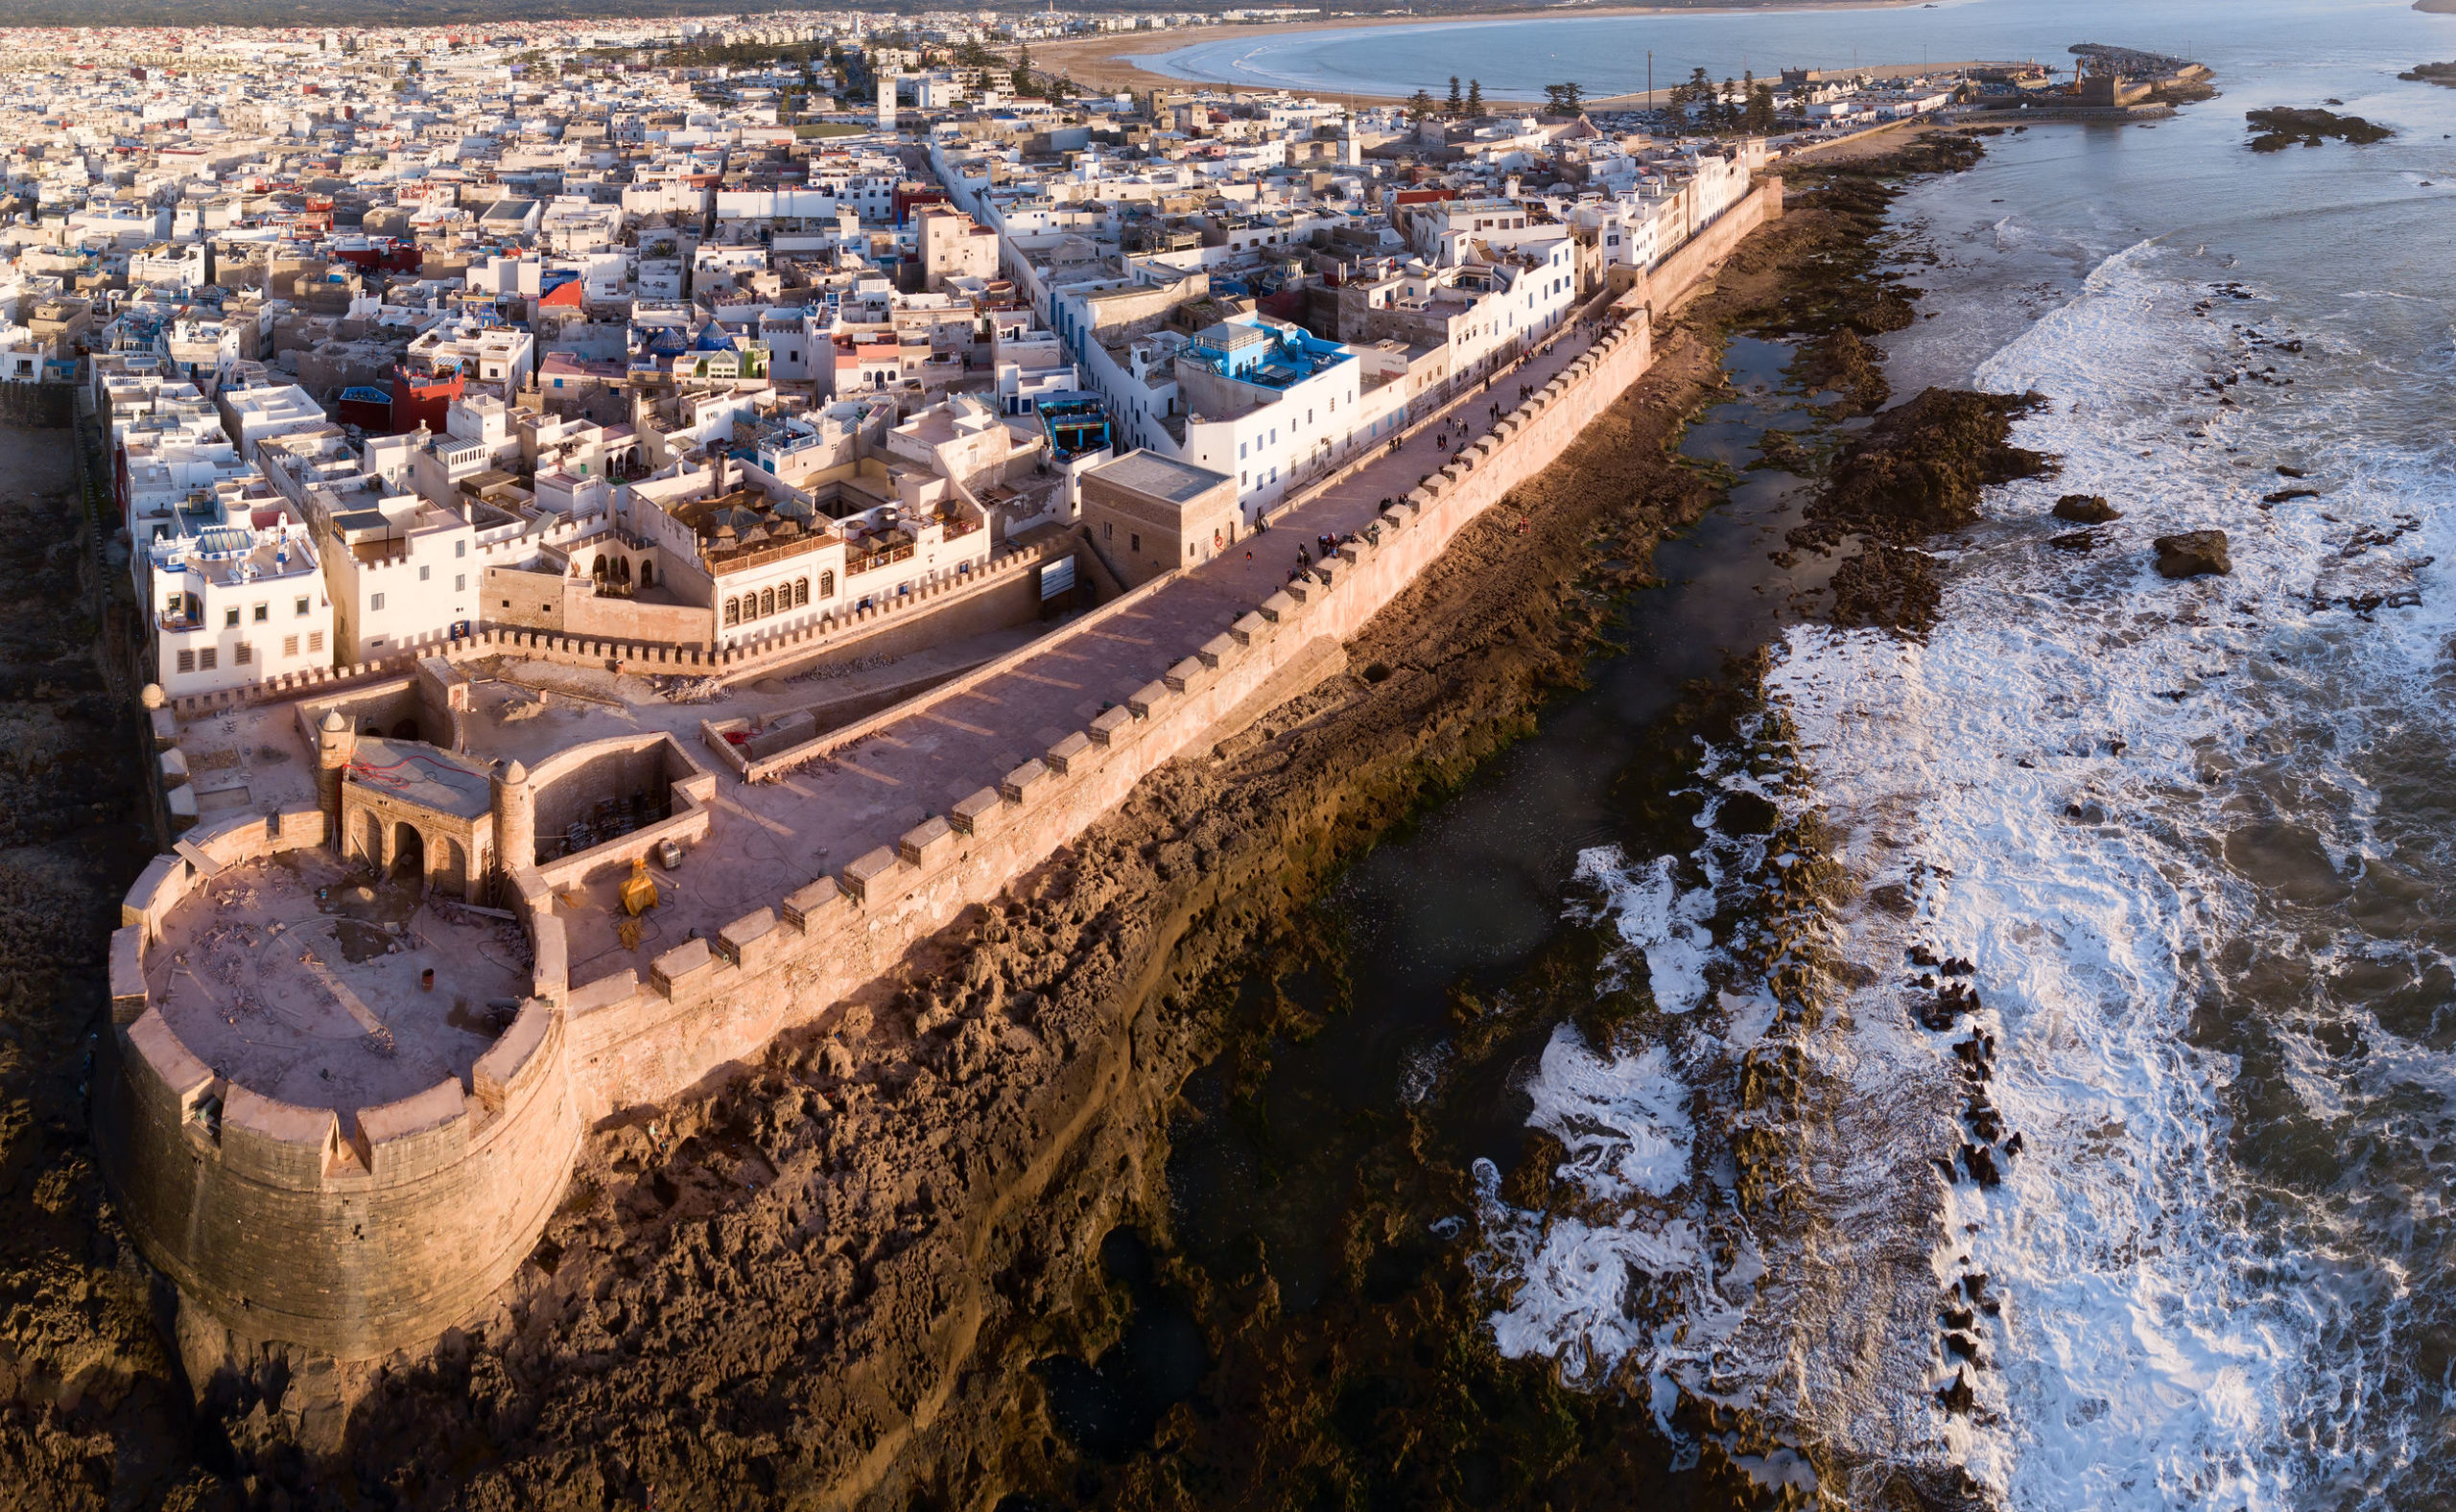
342, 737, 493, 820
1088, 449, 1231, 505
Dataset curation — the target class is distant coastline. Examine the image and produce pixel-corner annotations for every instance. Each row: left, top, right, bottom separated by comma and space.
1030, 0, 1932, 104
2420, 0, 2456, 14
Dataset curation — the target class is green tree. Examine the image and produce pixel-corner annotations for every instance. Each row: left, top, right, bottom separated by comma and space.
1012, 43, 1032, 97
1405, 88, 1439, 125
1722, 78, 1739, 128
1542, 80, 1585, 115
1464, 78, 1484, 116
1447, 75, 1463, 116
1744, 82, 1778, 132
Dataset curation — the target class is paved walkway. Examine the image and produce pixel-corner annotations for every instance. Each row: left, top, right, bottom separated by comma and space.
556, 307, 1631, 983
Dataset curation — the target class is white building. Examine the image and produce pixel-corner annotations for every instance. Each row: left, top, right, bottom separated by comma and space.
316, 489, 483, 663
1164, 316, 1403, 520
218, 384, 328, 467
145, 490, 333, 698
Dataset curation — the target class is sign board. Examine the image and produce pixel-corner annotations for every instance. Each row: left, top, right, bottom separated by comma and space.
1039, 555, 1076, 601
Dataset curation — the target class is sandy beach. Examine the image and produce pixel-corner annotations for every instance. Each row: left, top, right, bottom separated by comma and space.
1029, 0, 1934, 105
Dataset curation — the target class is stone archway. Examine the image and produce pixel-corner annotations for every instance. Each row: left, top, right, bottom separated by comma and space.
639, 560, 655, 590
359, 810, 385, 870
390, 822, 425, 882
436, 836, 468, 897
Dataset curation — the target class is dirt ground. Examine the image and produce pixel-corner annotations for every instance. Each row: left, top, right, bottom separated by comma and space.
0, 137, 1992, 1510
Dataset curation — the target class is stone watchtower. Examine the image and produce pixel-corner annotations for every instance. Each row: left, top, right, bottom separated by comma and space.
493, 760, 534, 893
314, 709, 356, 844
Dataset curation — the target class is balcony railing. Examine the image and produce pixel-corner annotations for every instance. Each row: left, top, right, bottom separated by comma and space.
844, 539, 915, 576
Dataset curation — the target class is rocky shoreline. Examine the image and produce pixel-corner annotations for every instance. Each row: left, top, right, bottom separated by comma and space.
0, 134, 2006, 1509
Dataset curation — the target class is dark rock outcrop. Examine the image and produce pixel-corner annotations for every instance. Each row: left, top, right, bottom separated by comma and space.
2246, 106, 2395, 152
2051, 493, 2120, 524
2153, 531, 2232, 578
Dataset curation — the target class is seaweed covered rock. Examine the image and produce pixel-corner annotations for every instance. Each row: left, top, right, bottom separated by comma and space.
1828, 543, 1944, 632
1799, 388, 2054, 548
1789, 388, 2053, 633
1794, 327, 1890, 414
1843, 287, 1919, 335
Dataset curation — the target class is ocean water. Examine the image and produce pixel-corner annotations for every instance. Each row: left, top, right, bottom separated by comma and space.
1127, 0, 2456, 1502
1145, 0, 2407, 104
1441, 4, 2456, 1506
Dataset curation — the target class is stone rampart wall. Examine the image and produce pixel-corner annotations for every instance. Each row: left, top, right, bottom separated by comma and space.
1633, 176, 1783, 319
546, 182, 1794, 1116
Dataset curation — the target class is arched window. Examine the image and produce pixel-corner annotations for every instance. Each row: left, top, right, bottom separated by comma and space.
818, 570, 836, 600
760, 587, 776, 618
723, 597, 739, 626
793, 578, 810, 606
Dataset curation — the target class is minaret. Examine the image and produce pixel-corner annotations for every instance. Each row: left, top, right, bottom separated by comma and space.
878, 73, 898, 131
314, 708, 355, 850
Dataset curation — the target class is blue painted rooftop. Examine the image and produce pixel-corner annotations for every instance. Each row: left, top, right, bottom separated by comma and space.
1185, 320, 1350, 390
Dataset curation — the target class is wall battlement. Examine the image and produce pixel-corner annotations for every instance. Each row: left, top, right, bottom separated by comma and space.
102, 180, 1781, 1361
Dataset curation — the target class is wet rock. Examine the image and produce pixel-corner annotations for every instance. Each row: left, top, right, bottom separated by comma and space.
1961, 1145, 2002, 1187
2276, 464, 2307, 478
1843, 288, 1918, 336
2049, 530, 2103, 553
2051, 493, 2121, 524
2246, 106, 2395, 152
2153, 531, 2232, 579
1916, 980, 1980, 1031
1792, 387, 2055, 633
2263, 486, 2319, 504
1937, 1368, 1976, 1415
